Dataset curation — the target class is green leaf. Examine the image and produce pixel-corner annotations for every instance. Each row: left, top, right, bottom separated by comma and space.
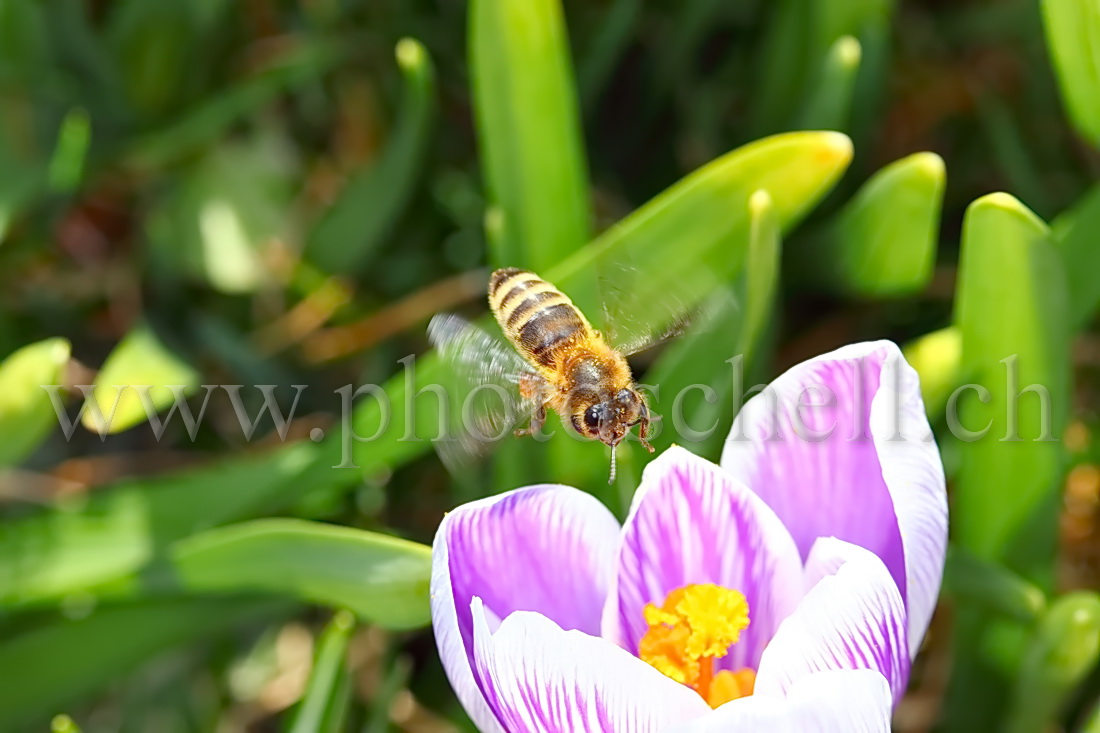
953, 193, 1069, 582
738, 191, 782, 359
1083, 698, 1100, 733
81, 323, 199, 435
336, 132, 852, 484
0, 442, 332, 606
144, 520, 432, 630
0, 0, 50, 77
50, 715, 81, 733
362, 651, 413, 733
305, 39, 435, 276
942, 546, 1047, 624
286, 610, 355, 733
902, 326, 963, 418
46, 108, 91, 193
0, 337, 70, 467
577, 0, 641, 105
1052, 182, 1100, 328
809, 152, 945, 297
0, 596, 288, 728
130, 39, 346, 168
1006, 592, 1100, 733
752, 0, 893, 134
794, 35, 862, 131
471, 0, 591, 270
105, 0, 195, 117
1041, 0, 1100, 146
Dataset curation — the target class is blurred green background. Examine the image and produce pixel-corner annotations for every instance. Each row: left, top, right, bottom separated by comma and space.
2, 0, 1100, 730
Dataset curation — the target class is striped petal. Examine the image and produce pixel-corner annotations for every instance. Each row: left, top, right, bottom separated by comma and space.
669, 670, 893, 732
603, 447, 803, 670
431, 485, 621, 733
471, 599, 709, 732
721, 340, 947, 656
755, 538, 910, 703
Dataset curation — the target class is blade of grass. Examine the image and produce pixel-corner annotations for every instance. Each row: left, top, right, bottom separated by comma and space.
129, 38, 346, 168
286, 611, 355, 733
794, 35, 862, 131
471, 0, 591, 270
305, 39, 435, 276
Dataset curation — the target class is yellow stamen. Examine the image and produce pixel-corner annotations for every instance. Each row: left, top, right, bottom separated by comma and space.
638, 584, 756, 708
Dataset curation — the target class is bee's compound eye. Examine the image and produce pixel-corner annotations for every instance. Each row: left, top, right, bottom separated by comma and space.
584, 405, 601, 430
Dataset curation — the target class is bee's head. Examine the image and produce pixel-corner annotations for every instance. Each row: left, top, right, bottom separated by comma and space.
572, 388, 648, 447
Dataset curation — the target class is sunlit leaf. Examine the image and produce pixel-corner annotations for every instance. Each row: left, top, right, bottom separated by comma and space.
0, 337, 70, 467
146, 134, 294, 293
903, 326, 963, 417
1041, 0, 1100, 146
953, 193, 1069, 583
81, 323, 199, 435
810, 152, 945, 296
0, 443, 330, 605
148, 520, 432, 630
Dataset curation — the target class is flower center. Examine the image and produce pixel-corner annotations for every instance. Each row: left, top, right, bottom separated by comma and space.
637, 583, 756, 708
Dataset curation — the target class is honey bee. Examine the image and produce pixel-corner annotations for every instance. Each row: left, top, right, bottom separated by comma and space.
429, 267, 658, 482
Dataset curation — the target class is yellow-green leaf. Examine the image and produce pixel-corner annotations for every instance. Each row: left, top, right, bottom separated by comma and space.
0, 337, 70, 466
81, 324, 199, 435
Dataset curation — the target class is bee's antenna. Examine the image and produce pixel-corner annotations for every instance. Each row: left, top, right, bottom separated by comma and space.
608, 444, 617, 484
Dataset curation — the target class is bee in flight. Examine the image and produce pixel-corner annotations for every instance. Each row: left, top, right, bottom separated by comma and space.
429, 267, 657, 482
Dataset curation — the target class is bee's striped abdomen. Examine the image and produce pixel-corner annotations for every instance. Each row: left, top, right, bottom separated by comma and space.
489, 268, 591, 369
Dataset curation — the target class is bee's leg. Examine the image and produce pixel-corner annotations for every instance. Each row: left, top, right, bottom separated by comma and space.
515, 372, 546, 437
515, 401, 546, 437
637, 403, 656, 453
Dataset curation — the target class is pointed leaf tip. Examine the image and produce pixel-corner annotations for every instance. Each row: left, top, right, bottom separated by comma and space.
395, 38, 426, 70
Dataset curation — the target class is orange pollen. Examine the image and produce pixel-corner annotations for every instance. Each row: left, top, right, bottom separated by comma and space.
637, 584, 755, 708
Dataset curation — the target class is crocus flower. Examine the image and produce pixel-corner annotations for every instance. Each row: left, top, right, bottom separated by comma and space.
431, 341, 947, 731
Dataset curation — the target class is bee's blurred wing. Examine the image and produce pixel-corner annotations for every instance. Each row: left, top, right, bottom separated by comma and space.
597, 262, 726, 356
427, 313, 540, 472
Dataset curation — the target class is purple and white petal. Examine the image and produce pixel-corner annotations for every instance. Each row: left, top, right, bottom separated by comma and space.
870, 345, 947, 657
431, 485, 621, 733
668, 670, 893, 733
755, 538, 910, 703
721, 340, 946, 654
603, 447, 803, 670
471, 599, 710, 733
